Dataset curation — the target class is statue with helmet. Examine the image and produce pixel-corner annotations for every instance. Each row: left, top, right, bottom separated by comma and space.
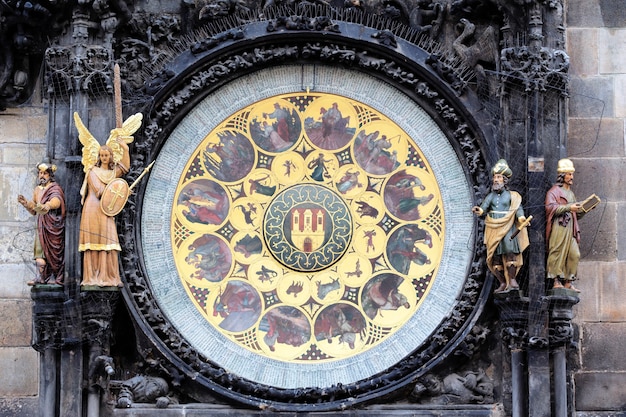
472, 159, 530, 293
545, 158, 599, 293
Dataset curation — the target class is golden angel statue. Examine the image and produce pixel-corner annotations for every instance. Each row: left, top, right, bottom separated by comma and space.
75, 111, 143, 287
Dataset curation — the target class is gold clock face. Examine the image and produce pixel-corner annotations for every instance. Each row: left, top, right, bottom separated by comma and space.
170, 92, 443, 362
142, 65, 475, 389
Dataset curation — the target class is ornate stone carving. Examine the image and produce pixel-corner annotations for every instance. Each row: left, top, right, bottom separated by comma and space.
31, 288, 66, 352
547, 295, 579, 347
411, 371, 495, 404
118, 35, 490, 409
500, 45, 569, 93
115, 375, 174, 408
266, 15, 340, 32
0, 0, 69, 109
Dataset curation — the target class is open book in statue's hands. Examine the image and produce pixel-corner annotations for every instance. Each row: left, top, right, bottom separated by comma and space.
579, 194, 601, 213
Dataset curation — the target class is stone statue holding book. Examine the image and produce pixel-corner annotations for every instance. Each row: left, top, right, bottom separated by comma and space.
545, 158, 599, 292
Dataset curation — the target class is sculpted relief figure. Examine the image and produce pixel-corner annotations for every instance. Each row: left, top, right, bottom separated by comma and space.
411, 371, 495, 405
116, 375, 173, 409
75, 111, 143, 287
545, 158, 599, 293
472, 159, 530, 293
17, 163, 66, 285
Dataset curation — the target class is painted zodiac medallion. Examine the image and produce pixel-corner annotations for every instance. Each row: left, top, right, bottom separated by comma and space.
166, 92, 444, 363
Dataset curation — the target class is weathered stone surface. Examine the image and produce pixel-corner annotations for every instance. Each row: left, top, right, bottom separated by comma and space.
0, 144, 46, 166
0, 398, 38, 417
568, 77, 614, 118
567, 0, 626, 28
0, 225, 37, 266
577, 200, 616, 262
574, 372, 626, 411
575, 262, 626, 322
0, 348, 38, 396
599, 0, 626, 27
0, 115, 29, 143
568, 118, 624, 157
0, 300, 32, 346
613, 75, 626, 118
566, 0, 602, 27
580, 323, 626, 371
105, 404, 504, 417
596, 262, 626, 321
570, 157, 626, 205
573, 264, 600, 322
618, 202, 626, 261
0, 264, 32, 299
598, 30, 626, 75
567, 29, 599, 76
1, 168, 39, 222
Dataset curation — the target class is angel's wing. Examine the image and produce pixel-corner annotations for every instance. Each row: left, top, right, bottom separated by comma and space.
106, 113, 143, 164
122, 113, 143, 140
74, 112, 100, 173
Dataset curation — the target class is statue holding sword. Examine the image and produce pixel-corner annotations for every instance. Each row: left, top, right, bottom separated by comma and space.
472, 160, 530, 293
76, 64, 151, 287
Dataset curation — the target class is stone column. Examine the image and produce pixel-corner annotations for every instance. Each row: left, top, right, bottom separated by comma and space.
81, 290, 121, 417
494, 292, 529, 417
547, 293, 579, 417
31, 286, 66, 417
498, 2, 570, 415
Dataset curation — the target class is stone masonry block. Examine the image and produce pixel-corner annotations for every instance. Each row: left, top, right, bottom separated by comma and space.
613, 75, 626, 118
569, 77, 614, 118
619, 202, 626, 261
0, 117, 29, 143
575, 371, 626, 411
573, 262, 601, 322
25, 115, 48, 142
0, 264, 34, 299
598, 29, 626, 74
0, 225, 38, 266
3, 167, 38, 221
567, 29, 598, 77
0, 300, 32, 347
596, 262, 626, 321
566, 0, 603, 28
570, 157, 626, 203
580, 323, 626, 371
599, 0, 626, 28
0, 144, 46, 166
575, 262, 626, 322
0, 347, 38, 397
578, 200, 615, 262
568, 118, 625, 157
568, 0, 626, 28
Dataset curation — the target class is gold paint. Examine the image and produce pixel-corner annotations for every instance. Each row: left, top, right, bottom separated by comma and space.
171, 92, 444, 362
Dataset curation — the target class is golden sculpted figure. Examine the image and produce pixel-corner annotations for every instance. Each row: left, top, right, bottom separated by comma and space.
545, 158, 599, 292
17, 163, 66, 285
472, 160, 530, 293
75, 111, 143, 287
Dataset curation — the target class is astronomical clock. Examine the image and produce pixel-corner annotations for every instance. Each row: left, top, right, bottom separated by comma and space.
122, 30, 490, 410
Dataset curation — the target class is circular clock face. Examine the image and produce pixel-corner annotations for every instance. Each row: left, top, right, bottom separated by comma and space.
142, 66, 474, 388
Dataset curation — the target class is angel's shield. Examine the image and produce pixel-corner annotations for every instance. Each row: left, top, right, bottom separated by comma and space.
100, 178, 130, 217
